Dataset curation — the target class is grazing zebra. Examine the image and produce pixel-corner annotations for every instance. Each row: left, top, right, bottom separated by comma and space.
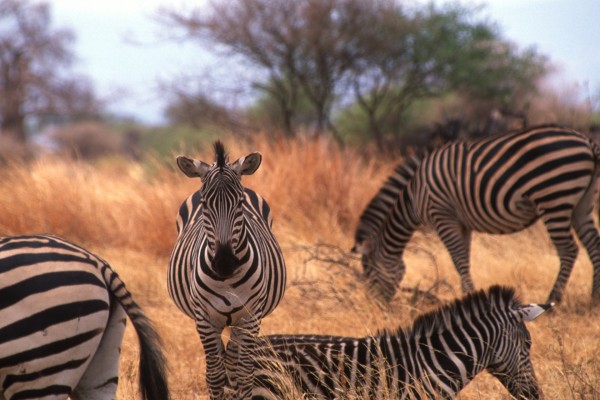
251, 285, 551, 400
168, 141, 286, 399
353, 125, 600, 303
0, 234, 169, 400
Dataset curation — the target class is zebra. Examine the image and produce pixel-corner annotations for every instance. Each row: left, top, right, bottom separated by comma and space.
251, 285, 551, 400
0, 234, 169, 400
353, 125, 600, 304
168, 141, 286, 399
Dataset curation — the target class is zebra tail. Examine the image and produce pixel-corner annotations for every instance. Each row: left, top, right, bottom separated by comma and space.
102, 264, 171, 400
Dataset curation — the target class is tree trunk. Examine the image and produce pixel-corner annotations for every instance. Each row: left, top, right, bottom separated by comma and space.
1, 100, 26, 142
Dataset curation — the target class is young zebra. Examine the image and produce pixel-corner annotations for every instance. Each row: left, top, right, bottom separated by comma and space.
353, 125, 600, 303
168, 141, 286, 399
251, 285, 551, 400
0, 234, 169, 400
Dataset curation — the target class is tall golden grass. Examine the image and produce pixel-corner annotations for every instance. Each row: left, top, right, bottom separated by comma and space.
1, 134, 599, 399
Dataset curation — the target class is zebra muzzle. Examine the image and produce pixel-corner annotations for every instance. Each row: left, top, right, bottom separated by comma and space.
212, 242, 241, 278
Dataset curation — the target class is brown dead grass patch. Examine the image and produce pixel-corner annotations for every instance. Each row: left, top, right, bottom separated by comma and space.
1, 134, 598, 399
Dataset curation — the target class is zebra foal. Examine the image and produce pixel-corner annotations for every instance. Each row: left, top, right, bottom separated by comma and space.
168, 141, 286, 399
0, 234, 169, 400
354, 126, 600, 303
252, 285, 551, 399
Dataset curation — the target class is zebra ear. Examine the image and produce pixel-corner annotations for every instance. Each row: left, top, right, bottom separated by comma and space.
518, 303, 554, 322
232, 152, 262, 176
176, 156, 211, 179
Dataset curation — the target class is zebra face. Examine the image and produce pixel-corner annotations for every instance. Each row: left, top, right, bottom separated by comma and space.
176, 142, 262, 277
361, 252, 405, 302
487, 302, 550, 399
200, 177, 245, 252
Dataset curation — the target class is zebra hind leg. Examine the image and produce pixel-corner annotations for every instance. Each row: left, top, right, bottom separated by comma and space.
71, 302, 127, 400
572, 206, 600, 305
540, 208, 579, 305
434, 219, 475, 293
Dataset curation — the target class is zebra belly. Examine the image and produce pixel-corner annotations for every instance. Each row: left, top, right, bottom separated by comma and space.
463, 200, 539, 234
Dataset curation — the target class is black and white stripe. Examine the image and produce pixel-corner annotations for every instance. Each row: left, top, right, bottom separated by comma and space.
0, 234, 169, 400
354, 126, 600, 303
252, 285, 551, 399
168, 141, 286, 399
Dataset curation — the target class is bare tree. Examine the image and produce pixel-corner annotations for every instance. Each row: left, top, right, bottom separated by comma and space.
0, 0, 99, 142
162, 0, 377, 142
161, 0, 548, 148
161, 77, 243, 133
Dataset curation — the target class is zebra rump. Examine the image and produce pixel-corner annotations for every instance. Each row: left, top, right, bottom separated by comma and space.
251, 285, 551, 399
0, 234, 169, 400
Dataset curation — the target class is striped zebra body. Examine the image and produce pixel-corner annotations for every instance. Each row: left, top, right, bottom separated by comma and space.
354, 126, 600, 303
168, 142, 286, 399
0, 235, 169, 400
252, 285, 551, 399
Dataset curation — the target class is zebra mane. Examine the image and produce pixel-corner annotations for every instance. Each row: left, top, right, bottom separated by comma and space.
355, 153, 424, 243
386, 285, 519, 338
214, 141, 228, 170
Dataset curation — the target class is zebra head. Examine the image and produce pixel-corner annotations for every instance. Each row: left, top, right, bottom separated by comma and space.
176, 141, 262, 278
360, 244, 406, 302
487, 296, 553, 399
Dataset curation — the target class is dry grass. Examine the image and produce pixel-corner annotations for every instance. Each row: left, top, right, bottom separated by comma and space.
1, 134, 599, 399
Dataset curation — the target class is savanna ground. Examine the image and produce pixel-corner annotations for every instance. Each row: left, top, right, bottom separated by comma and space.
1, 135, 599, 399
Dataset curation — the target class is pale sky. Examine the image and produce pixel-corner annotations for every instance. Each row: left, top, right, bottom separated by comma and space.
48, 0, 600, 125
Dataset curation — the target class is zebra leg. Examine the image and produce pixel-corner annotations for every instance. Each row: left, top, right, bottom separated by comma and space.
572, 206, 600, 304
71, 303, 127, 400
197, 321, 227, 400
433, 218, 475, 293
229, 320, 261, 400
225, 334, 240, 393
540, 207, 579, 304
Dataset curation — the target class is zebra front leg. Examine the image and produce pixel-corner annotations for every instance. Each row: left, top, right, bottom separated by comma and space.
225, 334, 240, 393
197, 321, 227, 400
434, 218, 475, 293
230, 321, 261, 400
